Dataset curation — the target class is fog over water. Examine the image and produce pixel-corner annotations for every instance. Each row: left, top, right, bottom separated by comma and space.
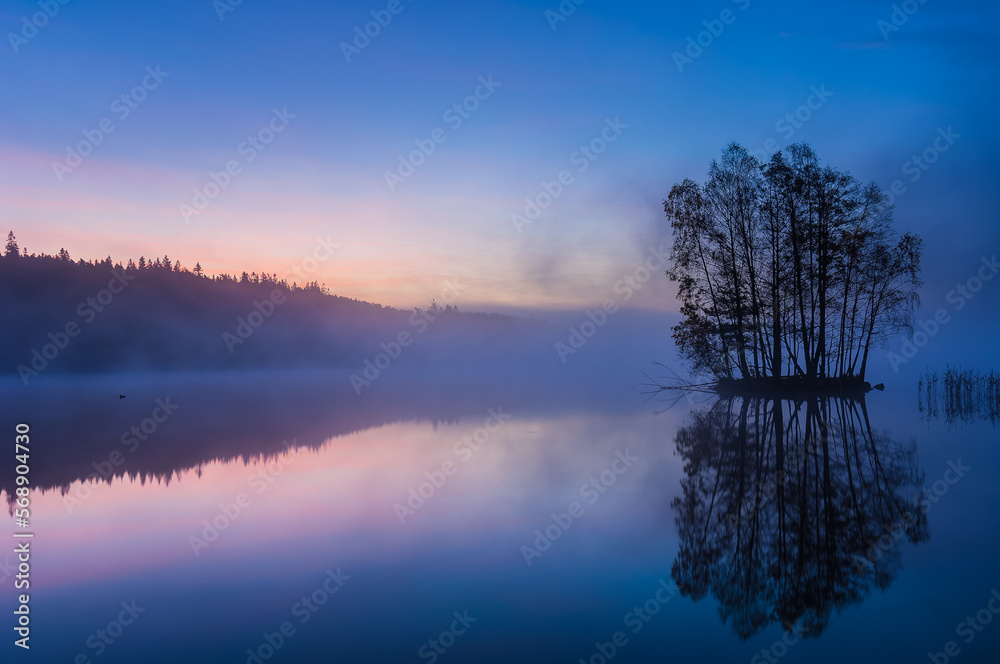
3, 307, 998, 663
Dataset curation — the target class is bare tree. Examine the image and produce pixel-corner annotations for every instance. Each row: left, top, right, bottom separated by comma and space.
666, 144, 921, 385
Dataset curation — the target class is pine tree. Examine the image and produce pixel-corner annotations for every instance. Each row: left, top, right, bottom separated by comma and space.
5, 231, 19, 258
194, 262, 203, 277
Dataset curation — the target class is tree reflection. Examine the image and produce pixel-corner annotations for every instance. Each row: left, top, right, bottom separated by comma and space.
670, 396, 928, 639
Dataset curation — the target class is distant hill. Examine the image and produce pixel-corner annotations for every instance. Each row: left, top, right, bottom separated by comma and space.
0, 241, 542, 380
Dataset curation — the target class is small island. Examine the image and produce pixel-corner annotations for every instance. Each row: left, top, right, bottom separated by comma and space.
664, 143, 922, 393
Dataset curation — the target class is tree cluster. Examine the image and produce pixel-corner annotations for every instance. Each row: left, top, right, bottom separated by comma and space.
665, 144, 922, 381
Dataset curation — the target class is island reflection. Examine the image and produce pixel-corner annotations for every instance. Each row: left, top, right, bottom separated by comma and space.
670, 395, 928, 639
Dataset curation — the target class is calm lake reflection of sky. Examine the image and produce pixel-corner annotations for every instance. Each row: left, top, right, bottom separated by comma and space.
2, 320, 999, 663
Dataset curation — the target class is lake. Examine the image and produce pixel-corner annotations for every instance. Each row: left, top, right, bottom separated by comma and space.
3, 324, 999, 663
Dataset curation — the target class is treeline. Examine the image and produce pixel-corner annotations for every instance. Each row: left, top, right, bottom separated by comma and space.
1, 232, 539, 378
665, 143, 922, 382
4, 230, 330, 293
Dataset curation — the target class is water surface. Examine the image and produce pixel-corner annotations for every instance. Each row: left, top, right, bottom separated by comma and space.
3, 350, 999, 663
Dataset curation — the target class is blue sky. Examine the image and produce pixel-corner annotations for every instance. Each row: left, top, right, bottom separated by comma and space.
1, 0, 998, 313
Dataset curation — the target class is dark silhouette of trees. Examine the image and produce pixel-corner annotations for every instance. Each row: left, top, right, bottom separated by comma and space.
670, 395, 928, 639
665, 144, 922, 382
0, 236, 541, 375
5, 231, 19, 258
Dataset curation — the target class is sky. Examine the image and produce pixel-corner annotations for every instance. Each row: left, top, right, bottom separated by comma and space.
1, 0, 998, 314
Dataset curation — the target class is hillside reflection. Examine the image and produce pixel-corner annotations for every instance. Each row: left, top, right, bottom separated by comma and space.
670, 396, 928, 639
0, 365, 652, 500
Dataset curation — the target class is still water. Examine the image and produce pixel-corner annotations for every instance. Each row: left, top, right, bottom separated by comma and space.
2, 351, 999, 663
